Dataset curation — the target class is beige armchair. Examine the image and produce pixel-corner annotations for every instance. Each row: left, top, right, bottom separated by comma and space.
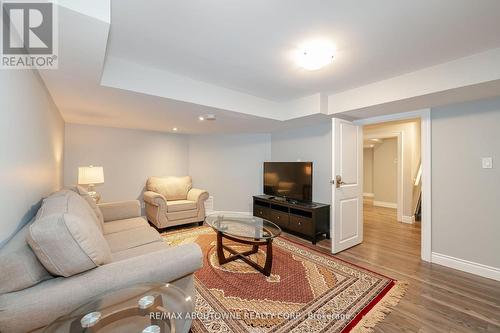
144, 176, 209, 229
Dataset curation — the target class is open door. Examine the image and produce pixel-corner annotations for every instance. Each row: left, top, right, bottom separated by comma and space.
331, 118, 363, 253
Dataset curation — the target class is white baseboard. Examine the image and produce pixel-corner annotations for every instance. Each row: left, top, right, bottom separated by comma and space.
373, 201, 397, 209
207, 210, 251, 216
363, 193, 375, 198
431, 252, 500, 282
401, 215, 415, 224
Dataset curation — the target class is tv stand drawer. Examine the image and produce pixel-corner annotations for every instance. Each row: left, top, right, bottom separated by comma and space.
288, 215, 313, 236
268, 210, 289, 228
253, 206, 270, 220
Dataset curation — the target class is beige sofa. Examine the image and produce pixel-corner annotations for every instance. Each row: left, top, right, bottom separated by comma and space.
0, 187, 203, 333
144, 176, 209, 229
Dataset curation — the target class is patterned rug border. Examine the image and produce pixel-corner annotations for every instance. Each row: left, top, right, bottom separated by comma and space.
161, 226, 408, 333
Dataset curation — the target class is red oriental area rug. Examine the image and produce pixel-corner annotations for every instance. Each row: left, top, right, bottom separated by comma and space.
162, 226, 407, 333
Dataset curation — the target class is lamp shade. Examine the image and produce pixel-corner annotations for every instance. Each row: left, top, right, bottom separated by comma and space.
78, 166, 104, 185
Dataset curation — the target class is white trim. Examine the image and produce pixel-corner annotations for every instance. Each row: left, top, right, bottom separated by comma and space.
373, 201, 397, 209
353, 109, 429, 126
401, 215, 416, 224
431, 252, 500, 282
354, 108, 432, 262
420, 110, 432, 262
363, 193, 374, 198
207, 211, 252, 216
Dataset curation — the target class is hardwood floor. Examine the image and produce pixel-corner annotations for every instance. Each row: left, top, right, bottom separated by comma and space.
284, 203, 500, 332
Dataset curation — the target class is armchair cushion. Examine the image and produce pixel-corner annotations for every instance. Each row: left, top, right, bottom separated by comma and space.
167, 200, 197, 212
98, 200, 141, 222
147, 176, 192, 201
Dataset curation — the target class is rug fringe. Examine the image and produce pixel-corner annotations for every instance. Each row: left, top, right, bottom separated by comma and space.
350, 281, 409, 333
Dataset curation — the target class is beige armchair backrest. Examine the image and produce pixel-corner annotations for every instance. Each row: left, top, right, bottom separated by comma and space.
146, 176, 193, 201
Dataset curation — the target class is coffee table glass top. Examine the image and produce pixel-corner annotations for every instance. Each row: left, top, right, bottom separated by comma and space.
44, 283, 193, 333
206, 213, 281, 240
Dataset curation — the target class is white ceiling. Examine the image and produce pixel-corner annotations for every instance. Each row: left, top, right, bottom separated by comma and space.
38, 1, 500, 134
108, 0, 500, 101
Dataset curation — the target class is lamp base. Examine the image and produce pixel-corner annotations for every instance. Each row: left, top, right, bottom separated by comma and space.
88, 191, 101, 204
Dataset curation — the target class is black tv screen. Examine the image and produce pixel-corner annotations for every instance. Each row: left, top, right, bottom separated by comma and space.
263, 162, 313, 202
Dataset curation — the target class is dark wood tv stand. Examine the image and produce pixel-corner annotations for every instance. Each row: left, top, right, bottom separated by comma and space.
253, 195, 330, 244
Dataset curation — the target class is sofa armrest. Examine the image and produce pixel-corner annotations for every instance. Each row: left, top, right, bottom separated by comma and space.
187, 188, 209, 203
98, 200, 141, 222
0, 244, 203, 333
144, 191, 167, 205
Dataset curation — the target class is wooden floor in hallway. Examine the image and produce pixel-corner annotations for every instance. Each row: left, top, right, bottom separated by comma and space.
284, 203, 500, 333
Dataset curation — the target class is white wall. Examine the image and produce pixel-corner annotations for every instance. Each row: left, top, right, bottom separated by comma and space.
373, 138, 398, 204
64, 124, 189, 203
188, 134, 271, 212
363, 148, 374, 194
0, 70, 64, 245
432, 97, 500, 269
64, 126, 272, 213
271, 122, 332, 204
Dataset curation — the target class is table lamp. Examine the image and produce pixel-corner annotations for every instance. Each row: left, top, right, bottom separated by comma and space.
78, 165, 104, 203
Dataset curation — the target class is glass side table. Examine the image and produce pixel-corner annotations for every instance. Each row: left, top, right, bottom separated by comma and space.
44, 283, 193, 333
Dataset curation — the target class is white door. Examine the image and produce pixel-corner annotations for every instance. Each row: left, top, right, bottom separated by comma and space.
331, 118, 363, 253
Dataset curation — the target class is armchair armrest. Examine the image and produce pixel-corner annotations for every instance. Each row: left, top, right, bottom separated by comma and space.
98, 200, 141, 222
143, 191, 167, 207
187, 188, 209, 202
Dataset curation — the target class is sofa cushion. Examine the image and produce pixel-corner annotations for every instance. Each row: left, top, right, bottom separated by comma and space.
167, 199, 197, 212
66, 185, 105, 232
77, 186, 105, 231
0, 219, 53, 294
147, 176, 192, 201
111, 240, 168, 262
104, 227, 162, 253
103, 217, 149, 235
27, 191, 112, 277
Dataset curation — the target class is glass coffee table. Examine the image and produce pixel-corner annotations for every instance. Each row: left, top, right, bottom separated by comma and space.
44, 283, 193, 333
206, 213, 281, 276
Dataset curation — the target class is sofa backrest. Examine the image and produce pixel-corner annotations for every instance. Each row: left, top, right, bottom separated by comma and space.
147, 176, 193, 201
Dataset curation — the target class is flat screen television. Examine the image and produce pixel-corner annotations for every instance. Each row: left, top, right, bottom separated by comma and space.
263, 162, 313, 202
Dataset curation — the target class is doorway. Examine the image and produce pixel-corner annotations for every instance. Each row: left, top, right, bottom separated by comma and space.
361, 119, 422, 257
331, 109, 431, 261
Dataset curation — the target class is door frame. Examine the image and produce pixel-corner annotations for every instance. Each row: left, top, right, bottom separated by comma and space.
353, 108, 431, 262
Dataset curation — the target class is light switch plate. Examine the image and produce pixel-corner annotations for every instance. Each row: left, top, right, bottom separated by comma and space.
482, 157, 493, 169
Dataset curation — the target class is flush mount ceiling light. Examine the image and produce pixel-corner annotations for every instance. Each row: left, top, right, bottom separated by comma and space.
294, 39, 336, 71
172, 127, 178, 131
198, 116, 205, 121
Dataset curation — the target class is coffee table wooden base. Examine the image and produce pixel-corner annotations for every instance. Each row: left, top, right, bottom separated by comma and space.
216, 231, 273, 276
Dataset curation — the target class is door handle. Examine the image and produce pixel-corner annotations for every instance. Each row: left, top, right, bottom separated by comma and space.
335, 175, 345, 188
